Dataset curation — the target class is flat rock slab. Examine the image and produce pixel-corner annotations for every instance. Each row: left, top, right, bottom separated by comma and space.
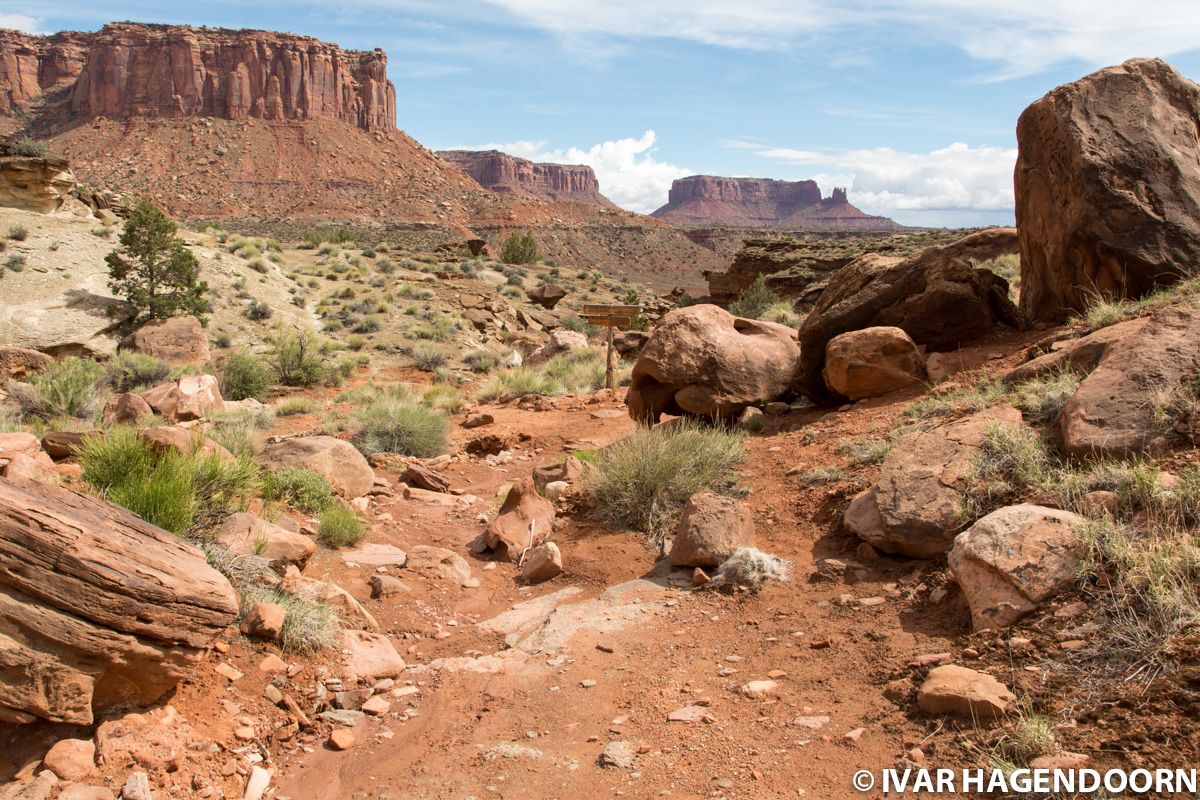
341, 543, 408, 567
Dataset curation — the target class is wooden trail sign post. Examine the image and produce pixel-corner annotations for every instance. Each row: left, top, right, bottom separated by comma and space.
580, 304, 641, 390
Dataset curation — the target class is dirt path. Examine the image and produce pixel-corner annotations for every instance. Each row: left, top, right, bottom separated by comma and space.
268, 354, 1039, 800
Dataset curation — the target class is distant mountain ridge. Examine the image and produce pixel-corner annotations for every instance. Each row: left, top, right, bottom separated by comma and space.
652, 175, 900, 229
436, 150, 617, 208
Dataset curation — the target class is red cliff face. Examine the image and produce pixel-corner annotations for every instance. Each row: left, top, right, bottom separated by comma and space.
651, 175, 898, 229
0, 23, 395, 132
437, 150, 616, 207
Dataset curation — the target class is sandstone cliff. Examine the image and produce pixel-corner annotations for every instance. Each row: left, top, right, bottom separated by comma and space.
437, 150, 617, 207
652, 176, 899, 229
0, 23, 395, 132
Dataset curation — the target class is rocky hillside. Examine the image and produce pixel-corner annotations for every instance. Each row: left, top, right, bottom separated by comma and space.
0, 23, 394, 131
436, 150, 617, 207
0, 23, 724, 290
704, 228, 974, 306
652, 176, 900, 229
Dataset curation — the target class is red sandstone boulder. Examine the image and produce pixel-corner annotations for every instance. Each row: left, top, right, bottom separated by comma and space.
845, 406, 1026, 558
1015, 58, 1200, 322
797, 229, 1024, 404
1007, 307, 1200, 458
0, 347, 51, 381
120, 315, 209, 366
669, 493, 756, 568
822, 326, 925, 401
141, 374, 223, 422
949, 504, 1084, 632
474, 478, 556, 561
627, 304, 801, 423
0, 477, 238, 725
257, 436, 375, 499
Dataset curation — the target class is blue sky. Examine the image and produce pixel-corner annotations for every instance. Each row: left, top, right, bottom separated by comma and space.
4, 1, 1200, 226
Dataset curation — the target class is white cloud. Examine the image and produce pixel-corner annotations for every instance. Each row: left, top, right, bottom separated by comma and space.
0, 14, 44, 34
477, 0, 1200, 79
470, 130, 690, 213
745, 140, 1017, 220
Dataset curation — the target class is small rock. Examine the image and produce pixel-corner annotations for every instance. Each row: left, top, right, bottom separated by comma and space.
843, 727, 865, 743
520, 542, 563, 585
361, 696, 391, 716
258, 654, 288, 674
214, 663, 243, 681
240, 603, 285, 641
597, 741, 637, 770
668, 705, 714, 723
917, 665, 1014, 720
121, 771, 153, 800
328, 730, 356, 751
740, 680, 778, 699
242, 766, 270, 800
43, 738, 95, 781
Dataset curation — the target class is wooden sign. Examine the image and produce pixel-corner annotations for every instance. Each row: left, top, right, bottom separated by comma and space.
578, 304, 642, 390
581, 303, 641, 329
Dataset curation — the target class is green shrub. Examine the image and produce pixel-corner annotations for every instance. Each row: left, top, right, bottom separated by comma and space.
317, 504, 368, 548
463, 350, 499, 372
728, 275, 781, 320
422, 384, 466, 414
7, 225, 28, 241
274, 396, 318, 416
10, 137, 49, 158
475, 367, 561, 402
79, 427, 259, 533
208, 406, 275, 458
261, 466, 335, 514
760, 300, 801, 327
221, 350, 274, 401
1012, 370, 1080, 424
245, 300, 273, 321
839, 437, 891, 466
582, 421, 745, 548
106, 351, 170, 392
5, 254, 26, 272
410, 341, 448, 371
272, 327, 326, 387
11, 357, 106, 419
500, 231, 541, 265
351, 400, 448, 457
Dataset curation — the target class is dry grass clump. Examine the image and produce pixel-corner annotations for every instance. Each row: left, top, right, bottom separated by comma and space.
582, 421, 745, 549
708, 548, 792, 591
238, 584, 342, 653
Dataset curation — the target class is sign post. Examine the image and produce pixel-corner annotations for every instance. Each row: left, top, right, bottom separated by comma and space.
580, 304, 641, 390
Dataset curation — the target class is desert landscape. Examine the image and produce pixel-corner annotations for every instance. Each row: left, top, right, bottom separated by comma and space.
0, 14, 1197, 800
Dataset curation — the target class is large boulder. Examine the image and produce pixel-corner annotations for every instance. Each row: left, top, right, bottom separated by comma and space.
119, 316, 210, 366
141, 374, 224, 422
0, 155, 77, 213
526, 284, 567, 310
0, 477, 238, 724
948, 504, 1084, 631
527, 329, 589, 366
1007, 307, 1200, 458
844, 406, 1024, 558
257, 436, 375, 499
626, 304, 801, 423
0, 347, 51, 382
1015, 58, 1200, 322
797, 229, 1025, 404
138, 426, 234, 462
669, 493, 756, 568
214, 512, 316, 567
474, 477, 556, 561
822, 326, 926, 401
101, 392, 153, 425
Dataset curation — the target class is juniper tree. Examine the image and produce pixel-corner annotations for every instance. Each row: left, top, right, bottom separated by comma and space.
106, 198, 208, 321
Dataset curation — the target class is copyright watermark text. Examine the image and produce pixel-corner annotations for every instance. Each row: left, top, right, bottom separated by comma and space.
851, 767, 1198, 794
